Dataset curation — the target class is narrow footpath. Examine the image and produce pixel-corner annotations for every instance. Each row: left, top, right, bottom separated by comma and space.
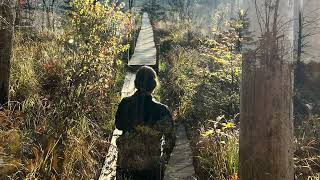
164, 125, 196, 180
99, 12, 195, 180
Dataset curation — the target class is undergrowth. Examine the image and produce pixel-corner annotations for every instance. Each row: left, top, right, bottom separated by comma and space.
154, 6, 320, 180
0, 1, 135, 179
155, 9, 243, 180
294, 115, 320, 179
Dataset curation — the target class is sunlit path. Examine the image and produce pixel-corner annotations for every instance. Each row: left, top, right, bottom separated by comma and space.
128, 13, 156, 66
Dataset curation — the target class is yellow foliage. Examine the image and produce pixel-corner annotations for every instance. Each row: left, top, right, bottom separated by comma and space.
222, 122, 235, 130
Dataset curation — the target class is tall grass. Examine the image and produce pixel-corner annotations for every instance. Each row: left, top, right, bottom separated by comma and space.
0, 1, 134, 179
158, 46, 240, 179
197, 126, 239, 179
294, 115, 320, 179
154, 7, 244, 180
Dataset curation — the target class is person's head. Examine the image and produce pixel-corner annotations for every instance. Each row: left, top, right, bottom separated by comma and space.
134, 66, 157, 94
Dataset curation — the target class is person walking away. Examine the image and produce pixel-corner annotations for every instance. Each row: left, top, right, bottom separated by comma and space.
115, 66, 175, 180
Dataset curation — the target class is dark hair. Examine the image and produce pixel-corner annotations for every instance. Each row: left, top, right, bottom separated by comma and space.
134, 66, 157, 93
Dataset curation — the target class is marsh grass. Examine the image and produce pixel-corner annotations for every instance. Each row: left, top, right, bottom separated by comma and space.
196, 123, 239, 180
294, 115, 320, 179
0, 1, 134, 179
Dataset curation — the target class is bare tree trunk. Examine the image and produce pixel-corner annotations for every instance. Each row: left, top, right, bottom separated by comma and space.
42, 0, 51, 29
129, 0, 133, 11
239, 0, 294, 179
300, 0, 320, 64
15, 0, 21, 25
51, 0, 56, 30
0, 0, 16, 105
295, 10, 304, 87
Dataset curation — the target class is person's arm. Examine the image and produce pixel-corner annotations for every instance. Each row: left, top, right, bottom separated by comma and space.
158, 106, 175, 164
115, 98, 128, 131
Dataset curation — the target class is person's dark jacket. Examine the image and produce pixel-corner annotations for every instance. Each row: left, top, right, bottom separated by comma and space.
115, 91, 175, 164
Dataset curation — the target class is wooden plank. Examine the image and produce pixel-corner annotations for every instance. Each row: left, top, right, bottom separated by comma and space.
164, 124, 196, 180
128, 13, 157, 66
98, 129, 122, 180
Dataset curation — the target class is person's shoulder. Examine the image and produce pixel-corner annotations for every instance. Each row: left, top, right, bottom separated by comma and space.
119, 96, 131, 106
152, 99, 171, 115
120, 97, 129, 102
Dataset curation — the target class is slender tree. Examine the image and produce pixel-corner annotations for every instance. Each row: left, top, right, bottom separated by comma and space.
240, 0, 294, 179
294, 0, 320, 87
0, 0, 16, 105
129, 0, 134, 11
295, 9, 304, 87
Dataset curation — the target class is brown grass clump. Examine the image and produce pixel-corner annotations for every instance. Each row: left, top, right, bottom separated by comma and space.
294, 115, 320, 179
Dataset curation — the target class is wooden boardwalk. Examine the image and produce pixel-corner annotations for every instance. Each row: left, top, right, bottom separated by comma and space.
164, 125, 196, 180
128, 13, 156, 66
99, 12, 195, 180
